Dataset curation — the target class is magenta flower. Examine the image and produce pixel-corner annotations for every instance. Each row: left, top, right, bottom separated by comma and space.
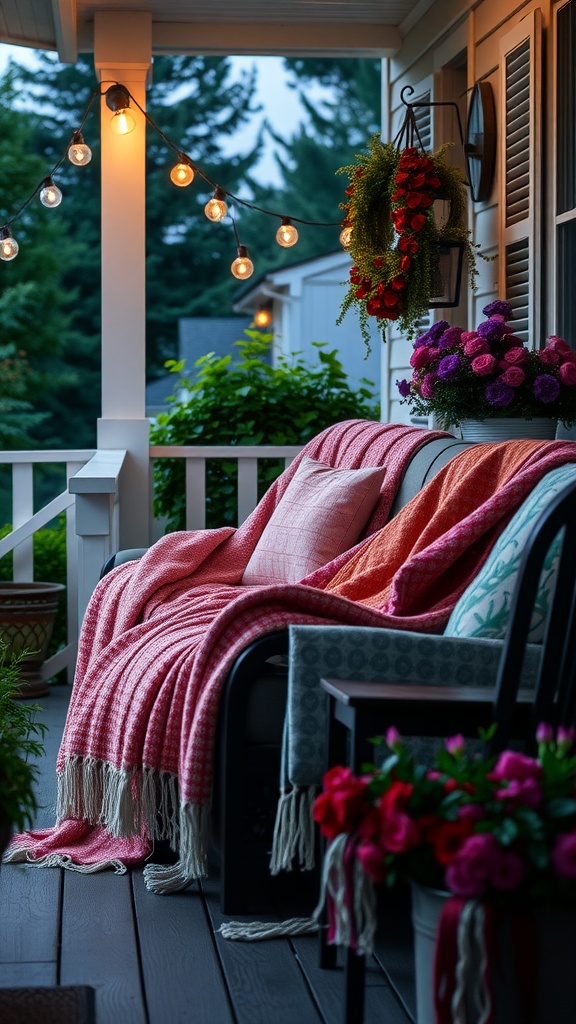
491, 750, 542, 782
503, 346, 528, 365
557, 726, 575, 753
471, 353, 497, 376
485, 379, 515, 407
552, 833, 576, 879
534, 374, 561, 404
546, 335, 572, 355
385, 725, 403, 751
464, 337, 490, 357
420, 373, 437, 399
489, 848, 525, 890
538, 348, 561, 365
500, 366, 525, 388
536, 722, 554, 744
445, 734, 465, 756
445, 834, 500, 898
560, 362, 576, 386
410, 346, 434, 370
379, 811, 420, 854
438, 326, 464, 349
496, 777, 542, 809
356, 841, 387, 884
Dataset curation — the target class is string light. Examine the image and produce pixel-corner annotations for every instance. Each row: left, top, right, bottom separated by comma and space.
276, 218, 298, 248
0, 227, 19, 261
253, 306, 272, 328
0, 81, 343, 264
106, 84, 136, 135
204, 186, 228, 222
339, 222, 353, 249
231, 245, 254, 280
170, 155, 195, 187
68, 130, 92, 166
39, 177, 63, 208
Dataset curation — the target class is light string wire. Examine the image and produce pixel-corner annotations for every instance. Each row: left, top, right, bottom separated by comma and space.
1, 81, 343, 243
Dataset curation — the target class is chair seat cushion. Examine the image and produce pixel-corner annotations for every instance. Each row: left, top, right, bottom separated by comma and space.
445, 462, 576, 641
241, 456, 386, 586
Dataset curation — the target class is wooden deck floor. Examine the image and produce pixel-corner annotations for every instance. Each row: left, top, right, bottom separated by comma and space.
0, 685, 417, 1024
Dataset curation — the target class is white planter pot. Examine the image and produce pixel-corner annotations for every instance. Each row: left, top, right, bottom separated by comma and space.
458, 418, 557, 443
411, 883, 576, 1023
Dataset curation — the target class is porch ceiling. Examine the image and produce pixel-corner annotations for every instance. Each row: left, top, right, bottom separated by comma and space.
0, 0, 435, 63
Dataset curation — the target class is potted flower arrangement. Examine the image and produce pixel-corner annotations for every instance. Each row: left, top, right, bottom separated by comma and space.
337, 134, 480, 349
0, 638, 46, 854
396, 300, 576, 437
314, 725, 576, 1023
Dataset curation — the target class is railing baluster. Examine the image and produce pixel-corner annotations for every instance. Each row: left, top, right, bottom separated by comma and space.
186, 458, 206, 531
12, 463, 34, 580
238, 458, 259, 525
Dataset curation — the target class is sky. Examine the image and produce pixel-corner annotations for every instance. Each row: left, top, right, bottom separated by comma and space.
0, 44, 328, 186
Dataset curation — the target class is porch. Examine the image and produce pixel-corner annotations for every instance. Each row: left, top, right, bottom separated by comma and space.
0, 683, 417, 1024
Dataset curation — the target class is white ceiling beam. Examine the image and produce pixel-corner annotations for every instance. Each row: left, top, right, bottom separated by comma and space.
149, 21, 402, 58
51, 0, 78, 62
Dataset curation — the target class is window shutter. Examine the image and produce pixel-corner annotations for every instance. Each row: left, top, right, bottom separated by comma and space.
499, 12, 542, 346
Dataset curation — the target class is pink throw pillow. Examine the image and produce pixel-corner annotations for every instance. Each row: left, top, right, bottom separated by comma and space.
241, 456, 387, 586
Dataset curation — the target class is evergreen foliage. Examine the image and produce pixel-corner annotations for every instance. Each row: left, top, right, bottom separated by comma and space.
150, 330, 379, 531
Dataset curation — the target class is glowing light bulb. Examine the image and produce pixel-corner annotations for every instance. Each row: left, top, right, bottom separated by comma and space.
231, 245, 254, 280
110, 108, 136, 135
170, 158, 195, 187
254, 307, 272, 328
276, 219, 298, 248
39, 178, 63, 208
0, 227, 18, 261
204, 187, 228, 222
339, 224, 353, 249
68, 131, 92, 166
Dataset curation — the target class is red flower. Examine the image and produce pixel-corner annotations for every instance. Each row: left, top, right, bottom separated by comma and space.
423, 817, 474, 865
400, 255, 412, 272
406, 191, 425, 208
410, 213, 427, 232
391, 275, 406, 291
383, 290, 399, 307
312, 766, 370, 839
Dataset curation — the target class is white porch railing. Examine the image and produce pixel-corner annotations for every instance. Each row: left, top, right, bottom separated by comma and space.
0, 444, 302, 682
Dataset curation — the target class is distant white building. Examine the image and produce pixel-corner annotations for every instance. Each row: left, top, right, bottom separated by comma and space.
232, 250, 383, 401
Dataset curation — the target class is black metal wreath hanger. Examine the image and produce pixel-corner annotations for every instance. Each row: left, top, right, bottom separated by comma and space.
393, 84, 465, 155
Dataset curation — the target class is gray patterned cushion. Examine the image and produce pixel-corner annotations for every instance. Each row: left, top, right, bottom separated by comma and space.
445, 464, 576, 642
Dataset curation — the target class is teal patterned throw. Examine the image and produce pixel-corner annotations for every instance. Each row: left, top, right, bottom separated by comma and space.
445, 463, 576, 642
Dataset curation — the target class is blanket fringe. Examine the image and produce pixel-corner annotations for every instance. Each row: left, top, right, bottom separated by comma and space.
2, 847, 127, 875
269, 785, 317, 875
218, 917, 318, 940
143, 801, 210, 894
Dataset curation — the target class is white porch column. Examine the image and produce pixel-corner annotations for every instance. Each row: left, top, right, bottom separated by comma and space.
94, 12, 152, 549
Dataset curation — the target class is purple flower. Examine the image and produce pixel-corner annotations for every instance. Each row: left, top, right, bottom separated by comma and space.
485, 379, 515, 407
533, 373, 561, 404
396, 379, 411, 398
437, 354, 461, 380
428, 319, 450, 341
483, 299, 514, 320
552, 833, 576, 879
438, 326, 464, 349
477, 317, 507, 342
413, 331, 431, 349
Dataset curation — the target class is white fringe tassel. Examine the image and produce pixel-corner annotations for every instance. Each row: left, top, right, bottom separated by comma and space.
3, 847, 127, 874
269, 785, 317, 875
218, 917, 319, 941
143, 801, 210, 894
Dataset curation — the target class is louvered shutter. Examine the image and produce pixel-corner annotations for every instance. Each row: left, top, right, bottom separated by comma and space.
499, 12, 542, 346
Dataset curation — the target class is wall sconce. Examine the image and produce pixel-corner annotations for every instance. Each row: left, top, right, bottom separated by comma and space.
105, 84, 136, 135
464, 82, 497, 203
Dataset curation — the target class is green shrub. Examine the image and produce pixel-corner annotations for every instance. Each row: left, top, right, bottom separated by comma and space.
150, 330, 379, 532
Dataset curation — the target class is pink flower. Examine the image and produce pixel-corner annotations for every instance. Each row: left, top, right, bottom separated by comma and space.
489, 848, 525, 890
495, 777, 542, 808
557, 726, 575, 753
445, 833, 500, 898
552, 833, 576, 878
502, 346, 528, 365
536, 722, 554, 744
356, 841, 387, 884
420, 373, 437, 399
546, 336, 572, 356
500, 366, 525, 388
490, 751, 542, 782
379, 809, 420, 854
559, 362, 576, 386
471, 353, 497, 376
410, 346, 434, 370
461, 330, 478, 344
538, 348, 560, 365
385, 726, 403, 752
464, 337, 489, 357
445, 734, 465, 756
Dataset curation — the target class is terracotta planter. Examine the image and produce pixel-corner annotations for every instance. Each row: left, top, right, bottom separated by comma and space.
0, 582, 65, 698
459, 418, 557, 442
412, 883, 576, 1023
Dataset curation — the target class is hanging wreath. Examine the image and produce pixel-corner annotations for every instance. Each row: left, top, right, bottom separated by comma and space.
337, 134, 480, 349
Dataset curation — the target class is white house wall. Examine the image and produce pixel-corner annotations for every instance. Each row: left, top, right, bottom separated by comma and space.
380, 0, 554, 428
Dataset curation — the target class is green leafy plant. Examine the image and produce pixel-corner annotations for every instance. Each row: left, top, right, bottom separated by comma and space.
150, 330, 379, 532
0, 638, 46, 835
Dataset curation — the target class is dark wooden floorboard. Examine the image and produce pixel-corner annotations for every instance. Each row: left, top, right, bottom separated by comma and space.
0, 682, 415, 1024
133, 869, 235, 1024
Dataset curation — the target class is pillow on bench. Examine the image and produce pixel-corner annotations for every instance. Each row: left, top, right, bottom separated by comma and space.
445, 462, 576, 642
241, 456, 387, 586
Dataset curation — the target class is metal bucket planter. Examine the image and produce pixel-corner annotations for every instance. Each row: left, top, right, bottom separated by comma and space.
0, 582, 65, 698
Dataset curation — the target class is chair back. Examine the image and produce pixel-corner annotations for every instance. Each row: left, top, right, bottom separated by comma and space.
492, 480, 576, 751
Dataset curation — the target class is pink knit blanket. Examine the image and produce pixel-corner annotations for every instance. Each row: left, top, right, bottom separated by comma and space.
6, 423, 576, 894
